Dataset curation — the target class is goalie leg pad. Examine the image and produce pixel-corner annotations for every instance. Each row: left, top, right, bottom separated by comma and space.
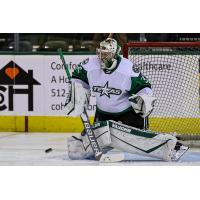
108, 120, 177, 161
67, 121, 112, 160
67, 136, 94, 160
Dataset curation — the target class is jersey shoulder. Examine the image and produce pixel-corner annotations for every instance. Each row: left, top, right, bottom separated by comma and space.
80, 56, 100, 72
117, 57, 140, 77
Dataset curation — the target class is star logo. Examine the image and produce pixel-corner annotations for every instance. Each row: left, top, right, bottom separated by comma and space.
92, 81, 122, 98
99, 82, 111, 97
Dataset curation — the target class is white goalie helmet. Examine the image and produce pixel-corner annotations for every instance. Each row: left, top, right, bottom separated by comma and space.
96, 38, 121, 70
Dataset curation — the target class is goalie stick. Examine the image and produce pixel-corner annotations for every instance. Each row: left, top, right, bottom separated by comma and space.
57, 48, 124, 163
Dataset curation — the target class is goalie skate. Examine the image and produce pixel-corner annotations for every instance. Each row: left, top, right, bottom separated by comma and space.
172, 143, 189, 161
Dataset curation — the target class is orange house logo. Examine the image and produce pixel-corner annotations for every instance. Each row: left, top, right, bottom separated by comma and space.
0, 61, 40, 111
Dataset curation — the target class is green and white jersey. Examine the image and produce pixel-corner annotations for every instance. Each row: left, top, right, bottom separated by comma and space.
72, 56, 151, 115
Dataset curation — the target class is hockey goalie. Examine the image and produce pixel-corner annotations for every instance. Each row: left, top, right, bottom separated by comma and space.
66, 37, 188, 162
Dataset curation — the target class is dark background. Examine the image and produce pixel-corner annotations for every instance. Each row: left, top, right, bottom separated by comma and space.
0, 33, 200, 52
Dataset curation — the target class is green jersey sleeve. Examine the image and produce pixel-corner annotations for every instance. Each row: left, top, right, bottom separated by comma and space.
128, 73, 151, 95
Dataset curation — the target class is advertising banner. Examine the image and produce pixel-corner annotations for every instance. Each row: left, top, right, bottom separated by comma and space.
0, 55, 96, 116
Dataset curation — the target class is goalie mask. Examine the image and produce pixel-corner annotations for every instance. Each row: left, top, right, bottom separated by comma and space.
96, 38, 121, 70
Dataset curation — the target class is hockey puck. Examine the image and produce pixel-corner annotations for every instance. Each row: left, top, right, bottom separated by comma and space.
45, 148, 53, 153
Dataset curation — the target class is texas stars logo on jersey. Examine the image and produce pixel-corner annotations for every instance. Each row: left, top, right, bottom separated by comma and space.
92, 81, 122, 98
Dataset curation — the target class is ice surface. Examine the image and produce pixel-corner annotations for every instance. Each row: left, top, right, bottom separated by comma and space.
0, 132, 200, 166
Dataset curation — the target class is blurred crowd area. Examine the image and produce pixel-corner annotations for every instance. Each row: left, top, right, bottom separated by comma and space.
1, 33, 200, 53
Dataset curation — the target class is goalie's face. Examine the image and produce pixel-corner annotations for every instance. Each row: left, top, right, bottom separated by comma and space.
96, 38, 118, 69
97, 50, 115, 63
